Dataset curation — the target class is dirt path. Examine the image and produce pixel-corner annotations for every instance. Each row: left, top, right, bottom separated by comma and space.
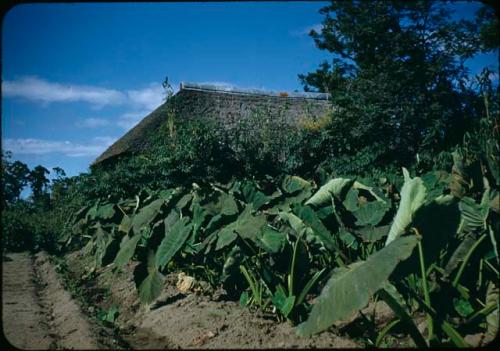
2, 252, 102, 350
65, 252, 360, 349
3, 251, 360, 349
2, 253, 54, 349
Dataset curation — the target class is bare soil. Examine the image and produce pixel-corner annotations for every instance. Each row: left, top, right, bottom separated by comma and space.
2, 250, 360, 349
2, 252, 54, 350
2, 252, 104, 349
65, 250, 360, 349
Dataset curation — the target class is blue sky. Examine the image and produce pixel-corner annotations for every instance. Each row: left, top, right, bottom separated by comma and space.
2, 1, 498, 180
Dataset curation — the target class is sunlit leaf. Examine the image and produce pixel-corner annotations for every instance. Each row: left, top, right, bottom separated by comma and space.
132, 199, 165, 234
385, 168, 426, 246
114, 234, 141, 267
155, 217, 193, 269
297, 235, 419, 337
306, 178, 354, 207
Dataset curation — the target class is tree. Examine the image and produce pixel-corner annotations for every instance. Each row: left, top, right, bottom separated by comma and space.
50, 167, 69, 202
28, 165, 50, 204
2, 151, 30, 206
476, 1, 499, 52
299, 0, 487, 175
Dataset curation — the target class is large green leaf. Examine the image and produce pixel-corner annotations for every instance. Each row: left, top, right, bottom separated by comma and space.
95, 203, 116, 220
343, 188, 359, 212
282, 175, 312, 194
296, 235, 419, 337
352, 181, 388, 203
385, 168, 426, 246
202, 191, 239, 216
292, 204, 337, 251
353, 200, 390, 227
132, 198, 165, 234
118, 214, 132, 234
215, 223, 238, 250
266, 188, 313, 215
272, 288, 296, 318
215, 206, 267, 250
94, 224, 113, 267
157, 189, 174, 200
339, 228, 358, 248
484, 281, 499, 344
164, 210, 180, 233
241, 182, 270, 210
279, 211, 321, 246
254, 226, 286, 253
71, 218, 87, 236
204, 214, 224, 235
421, 171, 450, 204
457, 189, 490, 236
221, 245, 243, 282
138, 272, 164, 304
138, 251, 165, 304
199, 214, 226, 253
234, 206, 267, 240
186, 203, 207, 247
306, 178, 354, 208
155, 217, 193, 269
174, 193, 193, 211
355, 225, 390, 242
279, 212, 313, 237
86, 202, 99, 220
444, 234, 476, 276
114, 234, 141, 267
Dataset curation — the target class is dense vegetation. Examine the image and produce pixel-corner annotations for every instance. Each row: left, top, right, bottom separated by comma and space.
2, 152, 86, 252
2, 0, 498, 347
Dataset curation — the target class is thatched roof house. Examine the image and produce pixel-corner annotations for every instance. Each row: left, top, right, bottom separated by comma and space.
93, 82, 331, 165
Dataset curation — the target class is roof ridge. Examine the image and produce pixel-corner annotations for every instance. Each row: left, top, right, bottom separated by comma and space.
179, 82, 330, 100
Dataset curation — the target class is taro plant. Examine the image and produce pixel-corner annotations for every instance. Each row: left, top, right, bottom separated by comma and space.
64, 147, 498, 348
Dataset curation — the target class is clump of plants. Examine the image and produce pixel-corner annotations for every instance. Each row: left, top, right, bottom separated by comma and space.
1, 152, 85, 254
62, 124, 498, 347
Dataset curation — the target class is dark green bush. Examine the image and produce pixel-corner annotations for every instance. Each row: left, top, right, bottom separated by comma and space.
2, 202, 34, 252
2, 202, 59, 253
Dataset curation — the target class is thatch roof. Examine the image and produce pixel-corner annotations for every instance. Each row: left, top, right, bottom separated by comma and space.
92, 82, 331, 166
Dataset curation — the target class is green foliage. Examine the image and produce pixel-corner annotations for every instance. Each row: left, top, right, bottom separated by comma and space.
297, 235, 419, 336
138, 267, 165, 305
299, 0, 489, 175
475, 4, 499, 52
155, 217, 193, 269
2, 151, 30, 206
83, 107, 336, 200
2, 202, 37, 251
2, 150, 89, 254
28, 165, 50, 203
98, 305, 119, 324
113, 234, 141, 267
385, 168, 427, 246
58, 131, 498, 347
3, 4, 497, 347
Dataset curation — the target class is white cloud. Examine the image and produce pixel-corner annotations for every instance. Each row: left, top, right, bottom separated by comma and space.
2, 77, 125, 107
3, 136, 117, 157
126, 84, 165, 111
75, 118, 111, 128
75, 112, 151, 130
2, 76, 165, 111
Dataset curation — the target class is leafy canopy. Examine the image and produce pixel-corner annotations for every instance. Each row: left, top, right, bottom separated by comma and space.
299, 0, 488, 175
